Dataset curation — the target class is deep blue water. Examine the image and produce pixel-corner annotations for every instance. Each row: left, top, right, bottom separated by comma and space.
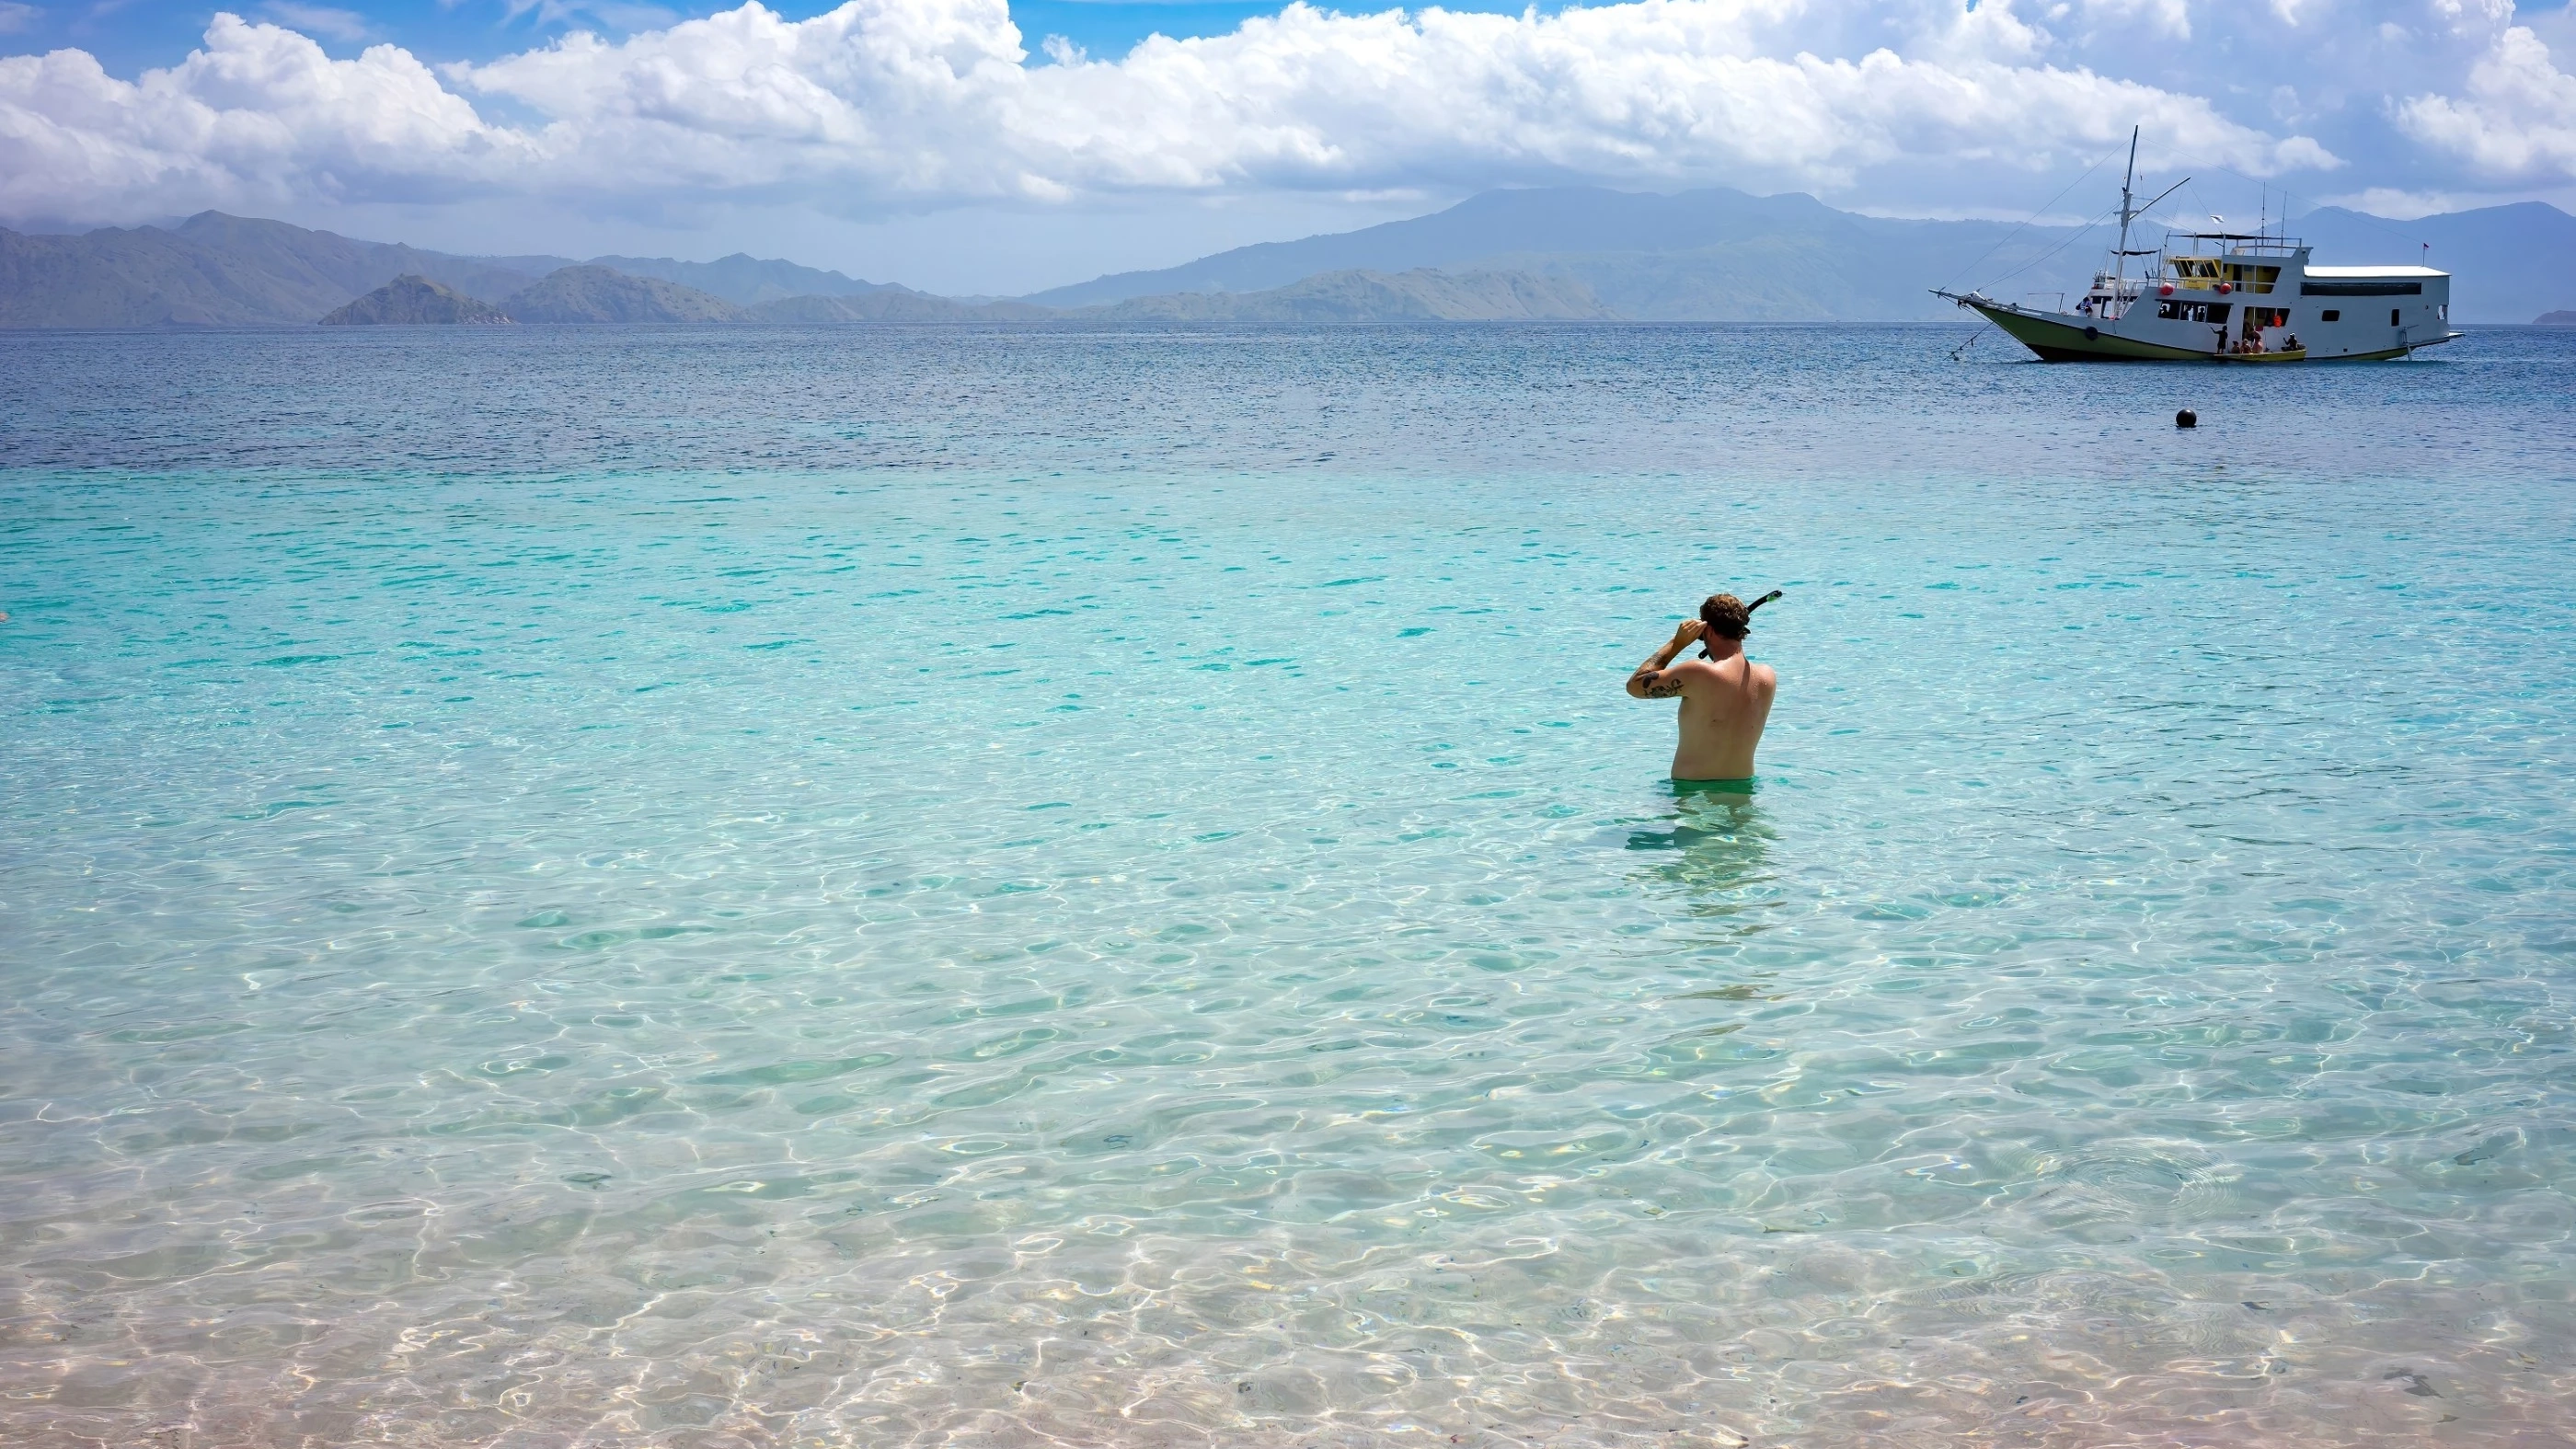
4, 324, 2573, 1447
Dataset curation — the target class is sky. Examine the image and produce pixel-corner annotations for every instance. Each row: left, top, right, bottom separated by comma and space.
3, 0, 2573, 293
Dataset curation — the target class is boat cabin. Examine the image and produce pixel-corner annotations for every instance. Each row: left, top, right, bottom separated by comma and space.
2119, 235, 2449, 359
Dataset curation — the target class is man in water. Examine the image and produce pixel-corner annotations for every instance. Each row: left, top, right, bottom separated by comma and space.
1626, 593, 1777, 783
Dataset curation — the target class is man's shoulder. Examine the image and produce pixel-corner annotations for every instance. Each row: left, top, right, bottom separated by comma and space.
1674, 658, 1773, 691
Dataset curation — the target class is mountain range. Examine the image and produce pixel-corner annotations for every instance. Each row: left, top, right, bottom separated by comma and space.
306, 263, 1593, 325
0, 212, 921, 328
5, 190, 2570, 328
1027, 188, 2576, 323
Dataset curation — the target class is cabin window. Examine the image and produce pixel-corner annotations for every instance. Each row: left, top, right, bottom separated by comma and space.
2321, 309, 2340, 322
2391, 308, 2402, 326
2254, 266, 2281, 293
2301, 280, 2421, 295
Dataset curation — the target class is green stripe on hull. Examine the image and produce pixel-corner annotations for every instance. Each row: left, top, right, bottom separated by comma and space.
1972, 304, 2209, 362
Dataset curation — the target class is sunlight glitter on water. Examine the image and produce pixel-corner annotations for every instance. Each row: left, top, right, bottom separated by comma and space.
3, 327, 2573, 1447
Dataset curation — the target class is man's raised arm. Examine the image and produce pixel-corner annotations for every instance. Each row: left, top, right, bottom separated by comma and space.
1626, 620, 1705, 699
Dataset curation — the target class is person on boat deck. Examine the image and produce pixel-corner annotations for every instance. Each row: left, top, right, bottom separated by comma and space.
1626, 593, 1778, 783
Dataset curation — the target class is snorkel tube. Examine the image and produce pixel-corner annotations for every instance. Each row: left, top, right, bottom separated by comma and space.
1700, 589, 1783, 658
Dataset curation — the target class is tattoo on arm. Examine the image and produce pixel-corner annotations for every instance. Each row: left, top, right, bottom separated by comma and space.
1641, 672, 1685, 699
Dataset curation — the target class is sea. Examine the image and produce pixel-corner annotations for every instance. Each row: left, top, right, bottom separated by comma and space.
3, 323, 2573, 1447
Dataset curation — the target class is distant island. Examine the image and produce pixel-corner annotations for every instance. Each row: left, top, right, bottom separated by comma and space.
321, 275, 510, 326
5, 190, 2572, 327
2539, 311, 2576, 325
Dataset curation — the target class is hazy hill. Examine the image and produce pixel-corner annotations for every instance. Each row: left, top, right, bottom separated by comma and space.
749, 292, 1052, 322
503, 267, 743, 323
1092, 268, 1609, 321
6, 191, 2565, 328
1022, 187, 2576, 323
590, 253, 907, 305
0, 213, 912, 327
1021, 188, 2098, 319
0, 213, 542, 327
2294, 202, 2576, 321
167, 213, 541, 312
451, 251, 913, 305
320, 274, 510, 325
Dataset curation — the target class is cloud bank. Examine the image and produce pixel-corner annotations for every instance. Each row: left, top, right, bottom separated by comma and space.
0, 0, 2570, 227
2398, 24, 2576, 184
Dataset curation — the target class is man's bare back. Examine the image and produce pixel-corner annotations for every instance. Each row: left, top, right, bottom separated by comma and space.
1626, 599, 1777, 781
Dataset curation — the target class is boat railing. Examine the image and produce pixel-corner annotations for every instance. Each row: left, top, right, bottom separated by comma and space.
2160, 231, 2306, 257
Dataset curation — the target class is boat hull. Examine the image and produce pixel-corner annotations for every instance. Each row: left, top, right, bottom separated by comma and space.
1963, 300, 2456, 363
1974, 304, 2207, 362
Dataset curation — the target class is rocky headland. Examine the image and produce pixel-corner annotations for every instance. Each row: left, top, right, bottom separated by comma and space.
319, 274, 512, 325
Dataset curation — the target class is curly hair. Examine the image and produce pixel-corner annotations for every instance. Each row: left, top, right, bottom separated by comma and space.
1699, 592, 1752, 639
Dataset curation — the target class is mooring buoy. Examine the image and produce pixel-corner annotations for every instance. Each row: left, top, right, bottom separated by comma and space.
2175, 408, 2198, 429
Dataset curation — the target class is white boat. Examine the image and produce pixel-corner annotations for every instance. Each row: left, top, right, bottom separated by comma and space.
1937, 131, 2461, 362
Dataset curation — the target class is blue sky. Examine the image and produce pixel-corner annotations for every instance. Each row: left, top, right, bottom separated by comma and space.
4, 0, 2572, 293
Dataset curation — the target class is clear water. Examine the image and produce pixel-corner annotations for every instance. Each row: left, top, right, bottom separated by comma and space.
4, 325, 2573, 1447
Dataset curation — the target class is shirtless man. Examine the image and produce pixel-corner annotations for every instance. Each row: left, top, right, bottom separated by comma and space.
1625, 593, 1777, 783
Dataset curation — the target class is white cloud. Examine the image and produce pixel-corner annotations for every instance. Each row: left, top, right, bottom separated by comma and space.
0, 0, 2348, 224
0, 3, 39, 36
2321, 184, 2480, 217
2398, 25, 2576, 183
0, 16, 521, 217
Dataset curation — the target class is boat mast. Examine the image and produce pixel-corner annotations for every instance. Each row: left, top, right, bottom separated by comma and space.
2112, 126, 2139, 308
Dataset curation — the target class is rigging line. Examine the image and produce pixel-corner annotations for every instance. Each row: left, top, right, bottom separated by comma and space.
1980, 202, 2121, 290
2133, 138, 2435, 252
2179, 178, 2223, 236
1938, 146, 2121, 294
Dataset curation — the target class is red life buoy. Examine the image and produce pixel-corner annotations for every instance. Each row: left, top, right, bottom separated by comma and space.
2159, 282, 2174, 295
2217, 282, 2233, 294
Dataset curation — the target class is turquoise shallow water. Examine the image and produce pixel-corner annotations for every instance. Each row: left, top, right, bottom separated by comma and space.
4, 326, 2575, 1447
